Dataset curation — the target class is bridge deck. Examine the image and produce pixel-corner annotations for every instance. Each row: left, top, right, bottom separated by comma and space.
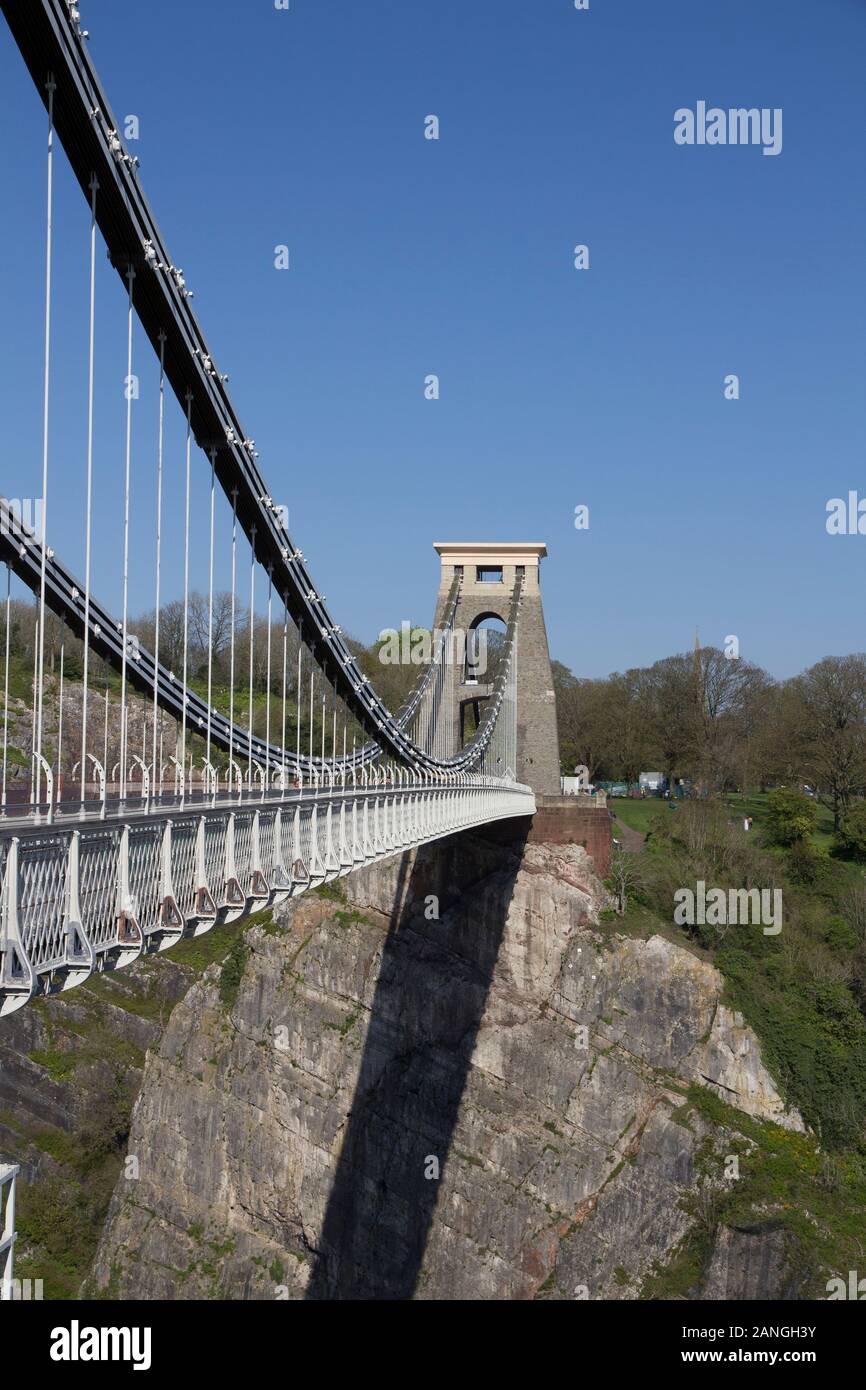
0, 782, 535, 1015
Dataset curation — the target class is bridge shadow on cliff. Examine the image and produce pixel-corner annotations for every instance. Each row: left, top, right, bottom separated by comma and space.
305, 819, 530, 1301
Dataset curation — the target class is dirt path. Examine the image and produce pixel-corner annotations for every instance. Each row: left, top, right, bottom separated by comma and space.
611, 817, 646, 854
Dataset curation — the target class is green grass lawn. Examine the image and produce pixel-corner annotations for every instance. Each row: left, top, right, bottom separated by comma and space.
613, 790, 859, 865
721, 791, 857, 861
609, 796, 672, 836
722, 790, 827, 835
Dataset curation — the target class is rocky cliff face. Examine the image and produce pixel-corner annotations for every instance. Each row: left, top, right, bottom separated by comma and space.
0, 922, 250, 1297
91, 823, 805, 1300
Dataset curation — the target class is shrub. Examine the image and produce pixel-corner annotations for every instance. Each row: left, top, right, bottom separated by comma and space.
218, 936, 248, 1010
841, 882, 866, 944
786, 840, 826, 886
838, 802, 866, 861
825, 915, 858, 952
764, 787, 818, 846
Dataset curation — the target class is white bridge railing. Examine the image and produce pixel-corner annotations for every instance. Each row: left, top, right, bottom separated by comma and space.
0, 779, 535, 1015
0, 1165, 17, 1302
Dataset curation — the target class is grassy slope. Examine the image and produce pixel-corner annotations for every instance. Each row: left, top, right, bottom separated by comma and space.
607, 795, 866, 1294
641, 1085, 866, 1299
7, 914, 258, 1299
614, 791, 852, 860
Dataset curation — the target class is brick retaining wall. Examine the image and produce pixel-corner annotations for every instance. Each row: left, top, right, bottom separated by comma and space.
528, 797, 612, 878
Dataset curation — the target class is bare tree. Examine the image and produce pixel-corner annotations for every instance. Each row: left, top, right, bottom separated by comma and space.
608, 848, 645, 915
791, 655, 866, 829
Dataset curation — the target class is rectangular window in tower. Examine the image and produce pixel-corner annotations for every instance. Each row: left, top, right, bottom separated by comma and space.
476, 566, 503, 583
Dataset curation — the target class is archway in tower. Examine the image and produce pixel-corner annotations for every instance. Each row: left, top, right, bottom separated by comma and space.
460, 614, 507, 745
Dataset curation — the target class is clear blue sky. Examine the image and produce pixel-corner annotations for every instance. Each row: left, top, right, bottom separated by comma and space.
1, 0, 864, 680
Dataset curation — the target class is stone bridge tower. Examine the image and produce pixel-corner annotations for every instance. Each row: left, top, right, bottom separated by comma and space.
432, 543, 561, 796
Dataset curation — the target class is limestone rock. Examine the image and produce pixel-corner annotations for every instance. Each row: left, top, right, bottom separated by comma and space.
702, 1223, 806, 1301
90, 828, 805, 1300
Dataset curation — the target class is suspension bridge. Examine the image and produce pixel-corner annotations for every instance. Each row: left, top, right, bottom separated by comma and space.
0, 0, 576, 1028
